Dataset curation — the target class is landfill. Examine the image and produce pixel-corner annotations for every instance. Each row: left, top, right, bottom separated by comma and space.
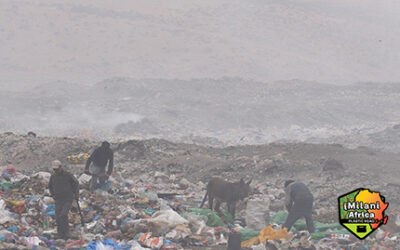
0, 134, 399, 249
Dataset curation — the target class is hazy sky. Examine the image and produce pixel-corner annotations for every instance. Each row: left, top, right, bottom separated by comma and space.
1, 0, 400, 88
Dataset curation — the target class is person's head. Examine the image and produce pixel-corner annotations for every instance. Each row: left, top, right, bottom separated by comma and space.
101, 141, 110, 149
52, 160, 63, 173
284, 180, 295, 188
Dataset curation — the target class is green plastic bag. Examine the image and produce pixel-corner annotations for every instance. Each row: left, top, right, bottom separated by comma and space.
269, 211, 303, 229
0, 182, 15, 189
291, 220, 342, 232
270, 211, 342, 232
269, 211, 288, 224
314, 221, 342, 231
239, 228, 259, 241
187, 208, 232, 227
222, 210, 233, 223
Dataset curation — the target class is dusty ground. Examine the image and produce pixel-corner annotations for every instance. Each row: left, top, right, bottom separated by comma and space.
1, 133, 399, 215
0, 133, 399, 249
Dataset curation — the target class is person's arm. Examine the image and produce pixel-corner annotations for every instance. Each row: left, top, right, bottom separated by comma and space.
106, 151, 114, 176
85, 151, 94, 172
69, 173, 80, 198
285, 185, 293, 211
48, 175, 55, 198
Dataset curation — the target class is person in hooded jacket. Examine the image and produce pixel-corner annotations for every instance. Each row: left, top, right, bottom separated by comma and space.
84, 141, 114, 190
48, 160, 79, 239
282, 180, 315, 233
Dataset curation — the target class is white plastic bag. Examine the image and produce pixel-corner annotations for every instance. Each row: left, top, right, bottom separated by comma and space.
0, 199, 16, 224
182, 213, 207, 235
25, 236, 43, 247
245, 195, 270, 231
148, 209, 188, 228
96, 242, 115, 250
32, 171, 51, 183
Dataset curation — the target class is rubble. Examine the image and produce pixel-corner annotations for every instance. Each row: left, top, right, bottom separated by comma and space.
0, 134, 399, 249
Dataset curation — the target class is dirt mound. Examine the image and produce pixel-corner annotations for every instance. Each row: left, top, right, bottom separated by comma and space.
0, 133, 97, 171
1, 133, 399, 204
0, 133, 399, 248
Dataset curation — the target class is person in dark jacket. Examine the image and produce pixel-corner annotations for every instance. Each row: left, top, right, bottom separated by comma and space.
84, 141, 114, 191
282, 180, 315, 233
48, 160, 79, 240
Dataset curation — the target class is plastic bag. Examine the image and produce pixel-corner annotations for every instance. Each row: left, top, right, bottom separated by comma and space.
46, 204, 56, 218
187, 208, 232, 226
0, 182, 15, 189
87, 239, 120, 250
269, 211, 287, 225
25, 236, 42, 246
32, 172, 51, 183
0, 199, 16, 224
269, 211, 342, 233
241, 225, 289, 247
182, 213, 207, 235
96, 242, 115, 250
244, 196, 270, 231
147, 209, 188, 228
240, 228, 259, 241
159, 199, 171, 210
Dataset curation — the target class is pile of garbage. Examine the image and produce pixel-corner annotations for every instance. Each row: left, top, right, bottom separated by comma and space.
0, 164, 399, 250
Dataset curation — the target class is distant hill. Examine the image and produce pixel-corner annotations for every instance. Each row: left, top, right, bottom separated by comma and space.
1, 78, 400, 151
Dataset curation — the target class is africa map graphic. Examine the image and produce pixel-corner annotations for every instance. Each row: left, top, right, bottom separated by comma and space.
338, 188, 388, 239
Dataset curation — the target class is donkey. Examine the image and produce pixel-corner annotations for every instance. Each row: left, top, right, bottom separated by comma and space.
200, 177, 252, 217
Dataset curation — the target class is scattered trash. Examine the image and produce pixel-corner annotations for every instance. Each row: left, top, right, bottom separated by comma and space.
187, 208, 232, 227
67, 153, 90, 164
241, 225, 289, 247
0, 135, 398, 249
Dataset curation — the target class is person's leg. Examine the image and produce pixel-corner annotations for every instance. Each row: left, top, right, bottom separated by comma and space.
55, 200, 64, 238
282, 211, 301, 232
99, 175, 107, 187
305, 213, 315, 233
98, 169, 107, 188
302, 196, 315, 233
59, 200, 73, 239
90, 175, 98, 191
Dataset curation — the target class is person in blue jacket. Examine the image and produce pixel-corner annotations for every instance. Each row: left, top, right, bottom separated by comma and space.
283, 180, 315, 233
